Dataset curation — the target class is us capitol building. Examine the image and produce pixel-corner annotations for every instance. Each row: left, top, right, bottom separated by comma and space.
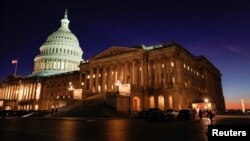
0, 10, 226, 113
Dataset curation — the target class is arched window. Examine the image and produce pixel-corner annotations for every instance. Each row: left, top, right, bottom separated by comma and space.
149, 96, 155, 108
133, 96, 141, 111
169, 95, 173, 109
158, 95, 164, 110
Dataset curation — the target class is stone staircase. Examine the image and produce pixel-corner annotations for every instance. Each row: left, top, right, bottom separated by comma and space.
45, 93, 128, 118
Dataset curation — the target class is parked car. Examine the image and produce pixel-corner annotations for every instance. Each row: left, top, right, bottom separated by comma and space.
177, 109, 195, 120
132, 111, 147, 119
146, 108, 163, 121
161, 109, 178, 121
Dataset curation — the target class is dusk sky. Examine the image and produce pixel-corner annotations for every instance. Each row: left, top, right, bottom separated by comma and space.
0, 0, 249, 109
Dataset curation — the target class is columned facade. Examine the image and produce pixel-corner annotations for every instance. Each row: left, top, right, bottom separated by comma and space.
80, 43, 226, 112
0, 76, 41, 110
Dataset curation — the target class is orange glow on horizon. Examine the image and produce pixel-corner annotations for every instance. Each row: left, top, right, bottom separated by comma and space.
226, 99, 250, 110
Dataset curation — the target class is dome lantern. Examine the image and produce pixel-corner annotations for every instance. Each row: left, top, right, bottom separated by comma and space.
59, 9, 70, 32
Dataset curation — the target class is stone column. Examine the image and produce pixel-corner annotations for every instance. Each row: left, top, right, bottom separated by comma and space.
158, 59, 162, 88
124, 62, 128, 83
84, 73, 87, 91
107, 65, 111, 91
32, 83, 36, 100
140, 60, 144, 86
6, 86, 9, 100
9, 85, 12, 100
95, 67, 99, 92
102, 66, 106, 92
7, 86, 10, 100
153, 60, 157, 88
116, 63, 120, 82
3, 87, 6, 99
132, 60, 136, 84
28, 84, 31, 100
90, 68, 93, 92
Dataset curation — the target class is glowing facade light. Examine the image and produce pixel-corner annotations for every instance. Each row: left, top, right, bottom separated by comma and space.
115, 80, 121, 86
204, 98, 209, 103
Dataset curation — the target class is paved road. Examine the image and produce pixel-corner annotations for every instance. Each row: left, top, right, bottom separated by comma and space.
0, 115, 249, 141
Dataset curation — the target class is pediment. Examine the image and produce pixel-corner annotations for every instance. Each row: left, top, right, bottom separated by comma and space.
1, 74, 24, 83
90, 46, 141, 60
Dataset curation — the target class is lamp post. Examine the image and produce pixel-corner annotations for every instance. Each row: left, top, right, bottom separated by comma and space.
115, 80, 121, 94
68, 82, 74, 98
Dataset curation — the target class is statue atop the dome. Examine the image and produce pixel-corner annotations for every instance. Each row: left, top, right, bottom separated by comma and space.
64, 8, 68, 19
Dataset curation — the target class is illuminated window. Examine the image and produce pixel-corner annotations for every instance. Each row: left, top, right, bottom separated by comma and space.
162, 64, 164, 68
149, 96, 155, 108
99, 74, 101, 77
105, 85, 107, 90
169, 95, 173, 109
171, 62, 174, 67
184, 64, 186, 68
158, 95, 164, 110
185, 82, 188, 88
69, 82, 72, 85
112, 71, 114, 75
197, 72, 199, 76
187, 66, 190, 70
93, 74, 95, 78
87, 75, 90, 79
81, 82, 84, 86
172, 77, 175, 84
98, 85, 101, 92
139, 67, 142, 71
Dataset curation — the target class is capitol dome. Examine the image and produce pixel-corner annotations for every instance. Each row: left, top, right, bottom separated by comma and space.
33, 9, 84, 76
